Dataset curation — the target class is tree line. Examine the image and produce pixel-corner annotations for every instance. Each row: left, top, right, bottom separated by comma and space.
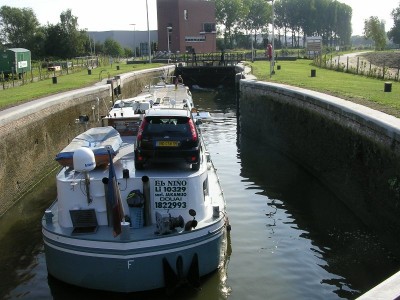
1, 1, 400, 60
216, 0, 400, 50
216, 0, 352, 49
0, 7, 131, 60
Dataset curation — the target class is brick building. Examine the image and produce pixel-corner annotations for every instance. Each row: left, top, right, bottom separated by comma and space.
157, 0, 216, 54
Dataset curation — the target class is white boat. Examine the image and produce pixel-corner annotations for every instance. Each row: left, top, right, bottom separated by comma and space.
42, 81, 229, 293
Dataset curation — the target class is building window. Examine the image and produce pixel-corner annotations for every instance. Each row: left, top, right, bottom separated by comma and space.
203, 23, 216, 33
185, 36, 206, 42
184, 9, 188, 20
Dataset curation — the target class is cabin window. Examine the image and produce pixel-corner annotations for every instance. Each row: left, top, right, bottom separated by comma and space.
184, 9, 188, 20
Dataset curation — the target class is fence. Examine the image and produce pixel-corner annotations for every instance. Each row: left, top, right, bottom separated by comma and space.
155, 52, 245, 66
313, 54, 400, 82
0, 56, 104, 90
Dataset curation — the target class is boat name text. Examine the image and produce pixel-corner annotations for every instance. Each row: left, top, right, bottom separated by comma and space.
153, 179, 188, 209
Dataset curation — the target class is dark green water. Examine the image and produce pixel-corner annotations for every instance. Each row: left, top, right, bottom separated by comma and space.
0, 88, 399, 300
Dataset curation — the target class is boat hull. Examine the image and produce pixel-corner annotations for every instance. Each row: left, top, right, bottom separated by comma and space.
43, 223, 225, 293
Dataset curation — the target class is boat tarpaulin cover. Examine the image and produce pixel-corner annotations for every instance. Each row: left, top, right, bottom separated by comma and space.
55, 126, 123, 167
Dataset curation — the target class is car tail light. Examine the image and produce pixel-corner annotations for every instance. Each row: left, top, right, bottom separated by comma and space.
188, 119, 197, 141
137, 118, 148, 141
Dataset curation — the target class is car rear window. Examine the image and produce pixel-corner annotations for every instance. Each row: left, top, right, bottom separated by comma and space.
143, 116, 191, 137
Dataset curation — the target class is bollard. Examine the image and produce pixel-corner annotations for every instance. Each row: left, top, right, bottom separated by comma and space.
52, 76, 57, 84
311, 69, 316, 77
384, 82, 392, 92
213, 206, 220, 218
45, 210, 54, 224
120, 222, 130, 240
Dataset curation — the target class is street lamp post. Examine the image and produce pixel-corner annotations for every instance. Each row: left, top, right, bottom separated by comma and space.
167, 26, 172, 53
129, 23, 136, 59
251, 29, 254, 62
267, 0, 275, 77
146, 0, 151, 63
167, 26, 172, 63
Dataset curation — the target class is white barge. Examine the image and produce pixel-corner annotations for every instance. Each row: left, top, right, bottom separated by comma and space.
42, 81, 229, 293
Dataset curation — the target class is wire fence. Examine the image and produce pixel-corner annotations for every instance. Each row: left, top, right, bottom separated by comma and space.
313, 54, 400, 82
0, 56, 107, 90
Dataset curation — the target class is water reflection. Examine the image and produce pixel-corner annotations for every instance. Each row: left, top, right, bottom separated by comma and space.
238, 135, 400, 299
0, 172, 57, 300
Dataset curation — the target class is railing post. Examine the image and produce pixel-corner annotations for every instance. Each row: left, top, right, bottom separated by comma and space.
356, 57, 359, 74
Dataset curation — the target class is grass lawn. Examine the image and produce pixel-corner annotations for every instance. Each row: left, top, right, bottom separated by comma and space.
250, 59, 400, 117
1, 57, 399, 118
0, 62, 164, 110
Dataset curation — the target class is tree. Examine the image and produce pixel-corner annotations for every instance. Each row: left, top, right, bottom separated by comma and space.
274, 0, 291, 47
44, 9, 87, 59
335, 2, 352, 46
104, 38, 123, 57
0, 6, 40, 48
364, 16, 387, 50
215, 0, 246, 48
58, 9, 86, 57
124, 47, 133, 58
44, 24, 66, 58
242, 0, 270, 47
388, 3, 400, 44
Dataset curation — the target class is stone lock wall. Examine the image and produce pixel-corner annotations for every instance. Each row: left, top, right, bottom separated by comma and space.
239, 79, 400, 256
0, 66, 175, 216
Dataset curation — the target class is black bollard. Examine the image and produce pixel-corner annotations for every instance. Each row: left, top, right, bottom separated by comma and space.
384, 82, 392, 92
311, 69, 316, 77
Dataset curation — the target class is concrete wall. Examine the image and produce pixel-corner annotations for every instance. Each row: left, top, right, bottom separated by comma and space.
239, 79, 400, 257
0, 66, 175, 216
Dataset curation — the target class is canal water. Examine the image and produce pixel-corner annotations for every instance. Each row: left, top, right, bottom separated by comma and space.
1, 88, 399, 300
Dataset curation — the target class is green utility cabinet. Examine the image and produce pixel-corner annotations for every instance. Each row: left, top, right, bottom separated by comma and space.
0, 48, 31, 77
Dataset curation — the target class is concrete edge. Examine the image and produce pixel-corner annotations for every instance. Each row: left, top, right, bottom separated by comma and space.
0, 66, 176, 128
356, 271, 400, 300
118, 65, 176, 87
0, 85, 111, 127
240, 79, 400, 143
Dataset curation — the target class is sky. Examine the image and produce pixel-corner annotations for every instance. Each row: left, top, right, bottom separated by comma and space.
1, 0, 396, 36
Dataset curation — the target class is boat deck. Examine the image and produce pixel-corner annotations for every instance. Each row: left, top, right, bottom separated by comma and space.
44, 202, 222, 243
141, 83, 193, 110
45, 135, 225, 243
57, 135, 202, 182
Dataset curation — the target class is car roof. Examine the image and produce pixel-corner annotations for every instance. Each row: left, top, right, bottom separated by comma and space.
145, 108, 191, 118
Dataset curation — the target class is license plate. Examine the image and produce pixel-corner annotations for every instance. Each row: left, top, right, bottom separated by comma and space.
157, 141, 179, 147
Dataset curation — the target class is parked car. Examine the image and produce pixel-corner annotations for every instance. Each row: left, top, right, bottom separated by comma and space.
134, 109, 201, 170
